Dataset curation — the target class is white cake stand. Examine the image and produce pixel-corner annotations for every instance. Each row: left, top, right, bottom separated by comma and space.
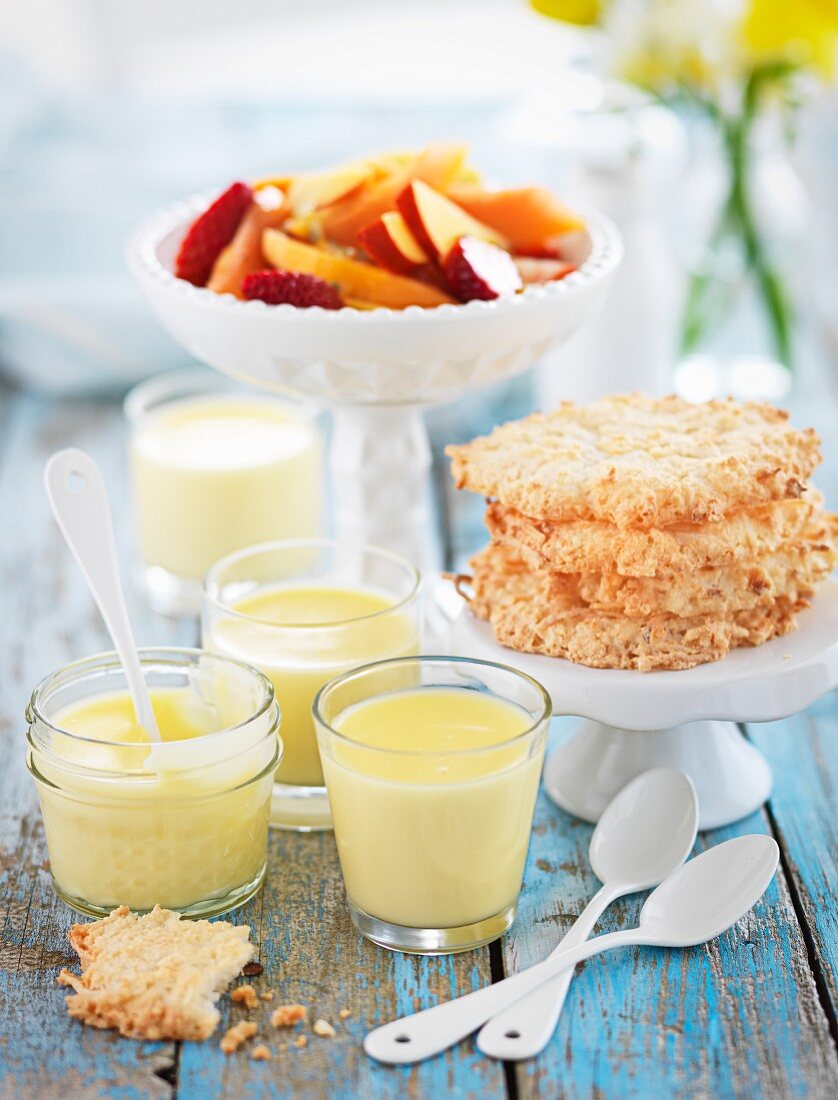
127, 194, 621, 569
448, 578, 838, 829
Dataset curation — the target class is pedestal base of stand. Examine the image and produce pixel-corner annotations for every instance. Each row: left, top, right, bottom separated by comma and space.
543, 719, 772, 830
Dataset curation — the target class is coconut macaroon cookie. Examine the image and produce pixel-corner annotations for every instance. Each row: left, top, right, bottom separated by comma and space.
448, 394, 836, 672
447, 393, 821, 528
484, 494, 824, 578
58, 906, 254, 1041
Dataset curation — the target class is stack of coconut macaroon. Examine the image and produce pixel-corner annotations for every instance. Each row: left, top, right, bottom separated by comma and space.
447, 394, 837, 671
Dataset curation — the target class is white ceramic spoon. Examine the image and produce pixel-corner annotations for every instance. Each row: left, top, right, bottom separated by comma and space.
44, 448, 161, 742
477, 767, 698, 1060
364, 833, 779, 1065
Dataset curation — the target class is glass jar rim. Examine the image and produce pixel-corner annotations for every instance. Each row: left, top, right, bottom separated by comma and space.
27, 646, 278, 752
124, 367, 318, 426
27, 733, 281, 800
313, 654, 552, 758
203, 537, 422, 631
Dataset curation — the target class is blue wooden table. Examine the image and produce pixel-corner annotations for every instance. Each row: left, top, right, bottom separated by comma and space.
1, 375, 836, 1099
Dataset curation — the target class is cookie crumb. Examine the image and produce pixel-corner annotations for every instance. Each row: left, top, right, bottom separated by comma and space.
313, 1019, 336, 1038
261, 991, 275, 1002
231, 984, 259, 1010
338, 1008, 351, 1019
294, 1034, 308, 1049
251, 1044, 272, 1061
242, 961, 264, 977
220, 1020, 257, 1054
271, 1004, 307, 1028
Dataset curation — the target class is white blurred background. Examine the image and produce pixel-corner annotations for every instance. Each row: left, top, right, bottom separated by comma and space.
1, 0, 835, 401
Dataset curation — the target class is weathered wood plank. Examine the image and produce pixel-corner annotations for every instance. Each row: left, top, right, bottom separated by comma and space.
500, 723, 838, 1100
176, 830, 506, 1099
0, 394, 193, 1100
3, 370, 837, 1099
747, 696, 838, 1022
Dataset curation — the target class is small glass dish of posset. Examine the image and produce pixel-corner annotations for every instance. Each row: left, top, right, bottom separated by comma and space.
125, 369, 324, 616
314, 655, 551, 954
26, 647, 280, 919
203, 538, 421, 832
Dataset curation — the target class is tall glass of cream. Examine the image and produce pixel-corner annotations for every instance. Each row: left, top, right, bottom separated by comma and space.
125, 369, 323, 616
203, 539, 421, 832
314, 656, 550, 954
26, 648, 280, 918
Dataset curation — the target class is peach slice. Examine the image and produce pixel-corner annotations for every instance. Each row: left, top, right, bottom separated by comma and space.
357, 212, 429, 274
207, 204, 288, 298
514, 257, 576, 284
318, 143, 469, 246
445, 186, 585, 255
251, 175, 294, 192
287, 163, 376, 215
262, 229, 456, 309
396, 181, 508, 260
444, 236, 522, 301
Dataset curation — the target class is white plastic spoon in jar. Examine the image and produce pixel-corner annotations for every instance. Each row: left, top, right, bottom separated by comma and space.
44, 448, 161, 743
477, 767, 698, 1060
364, 833, 779, 1065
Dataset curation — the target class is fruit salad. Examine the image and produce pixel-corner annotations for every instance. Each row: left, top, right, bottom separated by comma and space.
173, 144, 584, 310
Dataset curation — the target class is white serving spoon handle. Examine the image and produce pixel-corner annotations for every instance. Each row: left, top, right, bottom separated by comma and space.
364, 928, 644, 1065
44, 449, 161, 741
476, 881, 623, 1060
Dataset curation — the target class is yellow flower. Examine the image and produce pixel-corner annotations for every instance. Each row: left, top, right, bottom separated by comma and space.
741, 0, 838, 77
603, 0, 742, 98
529, 0, 604, 26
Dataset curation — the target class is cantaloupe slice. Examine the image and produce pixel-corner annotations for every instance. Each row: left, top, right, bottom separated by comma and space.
207, 205, 288, 298
445, 186, 585, 254
262, 230, 456, 309
318, 143, 468, 246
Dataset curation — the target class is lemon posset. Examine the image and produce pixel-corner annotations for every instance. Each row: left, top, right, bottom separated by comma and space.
26, 650, 279, 918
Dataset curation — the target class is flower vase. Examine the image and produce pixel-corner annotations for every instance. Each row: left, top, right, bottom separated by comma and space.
673, 115, 808, 403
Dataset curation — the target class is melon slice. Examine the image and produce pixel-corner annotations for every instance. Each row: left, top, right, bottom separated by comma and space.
207, 205, 288, 298
262, 230, 455, 309
445, 186, 585, 254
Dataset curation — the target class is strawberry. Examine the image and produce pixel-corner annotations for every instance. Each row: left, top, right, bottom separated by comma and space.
442, 236, 522, 302
175, 182, 253, 287
241, 269, 343, 309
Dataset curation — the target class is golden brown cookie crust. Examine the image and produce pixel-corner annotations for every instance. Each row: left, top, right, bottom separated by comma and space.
463, 542, 808, 671
485, 495, 824, 578
57, 905, 254, 1042
468, 535, 833, 620
447, 394, 821, 528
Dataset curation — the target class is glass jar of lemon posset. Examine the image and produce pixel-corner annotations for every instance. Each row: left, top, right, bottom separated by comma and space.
125, 369, 324, 616
26, 648, 280, 919
203, 539, 422, 832
314, 656, 551, 954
